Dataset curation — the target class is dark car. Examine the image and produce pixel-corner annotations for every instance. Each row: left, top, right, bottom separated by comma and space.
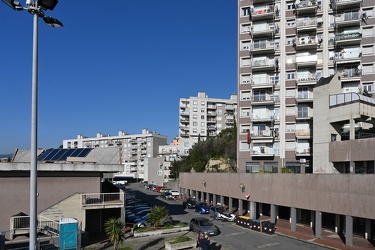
189, 217, 220, 236
183, 197, 197, 209
194, 202, 210, 214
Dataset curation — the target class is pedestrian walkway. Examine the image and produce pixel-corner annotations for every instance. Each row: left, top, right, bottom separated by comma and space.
273, 218, 374, 250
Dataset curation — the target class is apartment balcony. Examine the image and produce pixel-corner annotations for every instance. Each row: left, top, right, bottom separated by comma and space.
252, 80, 279, 89
297, 74, 319, 86
331, 0, 362, 10
294, 38, 321, 50
180, 118, 190, 123
251, 147, 277, 158
226, 119, 235, 124
251, 130, 274, 139
251, 40, 279, 54
251, 23, 280, 38
251, 5, 277, 21
208, 131, 217, 136
207, 111, 217, 116
335, 31, 362, 46
296, 54, 319, 67
296, 18, 320, 31
296, 93, 313, 103
340, 67, 362, 82
334, 50, 361, 64
296, 129, 312, 139
207, 104, 217, 110
251, 58, 278, 71
295, 0, 320, 14
208, 125, 217, 131
251, 95, 279, 105
180, 125, 189, 131
207, 118, 217, 123
180, 111, 190, 116
335, 12, 361, 28
296, 148, 311, 156
180, 131, 190, 137
82, 192, 124, 210
296, 112, 313, 120
251, 113, 276, 122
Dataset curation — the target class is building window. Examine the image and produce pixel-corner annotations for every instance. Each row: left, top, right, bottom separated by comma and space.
201, 101, 205, 106
193, 100, 198, 105
193, 122, 197, 126
193, 107, 198, 112
245, 162, 260, 173
287, 72, 296, 80
297, 105, 309, 118
201, 129, 205, 134
201, 122, 205, 127
193, 114, 197, 119
242, 7, 250, 16
201, 108, 205, 113
363, 83, 373, 92
201, 115, 205, 119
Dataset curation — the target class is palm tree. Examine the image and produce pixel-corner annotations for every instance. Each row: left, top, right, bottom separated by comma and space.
104, 217, 125, 250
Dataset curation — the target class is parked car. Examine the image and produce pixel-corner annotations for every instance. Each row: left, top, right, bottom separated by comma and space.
183, 197, 197, 209
155, 186, 165, 193
136, 215, 173, 228
160, 191, 175, 200
189, 217, 220, 236
194, 202, 210, 214
169, 190, 181, 196
209, 205, 236, 222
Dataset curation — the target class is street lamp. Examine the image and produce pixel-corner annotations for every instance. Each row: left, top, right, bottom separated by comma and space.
1, 1, 63, 249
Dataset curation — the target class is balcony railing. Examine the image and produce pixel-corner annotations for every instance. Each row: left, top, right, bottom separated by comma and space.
82, 192, 124, 208
335, 32, 362, 42
11, 215, 61, 239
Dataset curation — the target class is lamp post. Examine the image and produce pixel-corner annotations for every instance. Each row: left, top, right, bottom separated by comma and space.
1, 1, 62, 249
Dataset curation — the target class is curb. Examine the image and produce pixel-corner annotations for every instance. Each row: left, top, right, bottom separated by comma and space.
275, 232, 340, 250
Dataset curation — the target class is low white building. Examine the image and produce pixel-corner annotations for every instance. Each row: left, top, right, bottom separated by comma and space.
63, 128, 168, 180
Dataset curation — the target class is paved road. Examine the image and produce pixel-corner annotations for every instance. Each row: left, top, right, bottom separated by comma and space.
119, 183, 331, 250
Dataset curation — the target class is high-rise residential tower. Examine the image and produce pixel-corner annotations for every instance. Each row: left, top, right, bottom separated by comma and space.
237, 0, 375, 173
179, 91, 237, 151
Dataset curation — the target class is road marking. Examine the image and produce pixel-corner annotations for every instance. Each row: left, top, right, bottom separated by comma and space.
255, 242, 281, 248
224, 231, 247, 237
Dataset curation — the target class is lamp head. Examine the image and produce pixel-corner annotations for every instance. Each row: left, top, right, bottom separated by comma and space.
43, 16, 63, 27
38, 0, 58, 10
1, 0, 23, 10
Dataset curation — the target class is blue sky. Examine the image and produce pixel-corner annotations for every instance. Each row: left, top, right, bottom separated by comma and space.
0, 1, 237, 154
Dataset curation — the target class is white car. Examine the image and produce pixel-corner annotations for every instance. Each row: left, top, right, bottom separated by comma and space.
169, 190, 181, 196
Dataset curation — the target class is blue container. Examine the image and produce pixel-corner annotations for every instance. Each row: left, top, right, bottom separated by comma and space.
59, 218, 78, 250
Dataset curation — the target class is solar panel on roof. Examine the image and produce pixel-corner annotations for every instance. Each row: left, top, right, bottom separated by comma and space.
50, 149, 67, 161
77, 148, 91, 157
43, 149, 60, 161
37, 149, 54, 161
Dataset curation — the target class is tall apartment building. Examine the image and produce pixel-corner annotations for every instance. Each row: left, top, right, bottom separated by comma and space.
237, 0, 375, 173
179, 91, 237, 151
63, 129, 167, 179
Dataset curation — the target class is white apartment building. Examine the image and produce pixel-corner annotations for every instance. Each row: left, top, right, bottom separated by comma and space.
237, 0, 375, 173
63, 128, 168, 180
179, 91, 238, 149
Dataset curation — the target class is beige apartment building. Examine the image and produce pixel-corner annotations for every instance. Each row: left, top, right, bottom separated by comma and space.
179, 91, 237, 151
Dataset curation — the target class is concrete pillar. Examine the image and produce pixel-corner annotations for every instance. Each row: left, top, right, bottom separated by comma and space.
345, 215, 353, 246
365, 219, 372, 240
213, 194, 217, 205
335, 214, 340, 233
206, 192, 209, 203
291, 207, 297, 232
315, 211, 322, 238
350, 161, 355, 174
238, 199, 243, 216
349, 118, 355, 140
220, 195, 224, 205
228, 197, 233, 213
270, 204, 276, 223
250, 201, 257, 219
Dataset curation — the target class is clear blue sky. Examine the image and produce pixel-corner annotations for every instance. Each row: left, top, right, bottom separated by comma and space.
0, 1, 237, 154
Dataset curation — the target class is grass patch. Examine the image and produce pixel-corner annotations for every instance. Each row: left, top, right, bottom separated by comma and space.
169, 235, 193, 244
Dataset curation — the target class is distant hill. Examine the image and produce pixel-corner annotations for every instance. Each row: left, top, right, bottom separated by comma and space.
0, 154, 12, 159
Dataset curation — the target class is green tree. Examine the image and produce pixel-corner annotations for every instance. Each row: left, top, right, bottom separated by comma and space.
147, 206, 169, 227
104, 218, 125, 250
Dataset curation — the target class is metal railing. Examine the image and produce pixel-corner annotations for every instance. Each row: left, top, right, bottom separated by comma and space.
82, 192, 124, 207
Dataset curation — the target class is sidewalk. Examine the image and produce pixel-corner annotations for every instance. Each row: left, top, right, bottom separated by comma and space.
273, 218, 375, 250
